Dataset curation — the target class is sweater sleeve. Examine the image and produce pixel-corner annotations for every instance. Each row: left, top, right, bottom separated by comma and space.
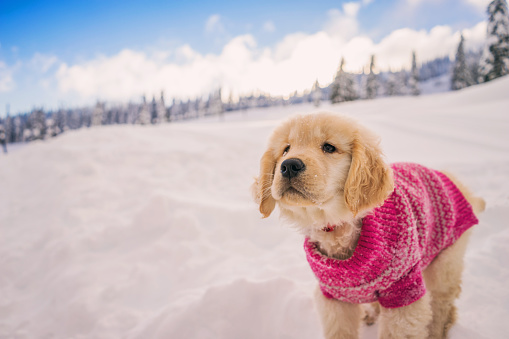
377, 264, 426, 309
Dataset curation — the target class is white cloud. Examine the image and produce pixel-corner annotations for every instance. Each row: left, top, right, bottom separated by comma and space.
30, 53, 59, 73
464, 0, 491, 12
272, 32, 310, 62
54, 17, 487, 103
0, 61, 14, 92
174, 44, 199, 63
263, 21, 276, 33
406, 0, 424, 6
324, 2, 361, 41
344, 2, 362, 16
205, 14, 224, 34
461, 21, 487, 50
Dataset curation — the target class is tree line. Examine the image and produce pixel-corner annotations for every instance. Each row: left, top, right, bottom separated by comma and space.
452, 0, 509, 90
0, 0, 507, 148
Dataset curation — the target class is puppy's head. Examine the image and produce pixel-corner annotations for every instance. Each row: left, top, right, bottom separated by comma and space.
253, 113, 394, 226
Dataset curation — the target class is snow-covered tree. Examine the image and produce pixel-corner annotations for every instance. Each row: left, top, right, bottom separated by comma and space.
366, 55, 379, 99
478, 0, 509, 82
311, 79, 322, 107
23, 128, 33, 142
169, 99, 178, 121
155, 91, 167, 123
384, 71, 405, 96
91, 102, 105, 126
408, 51, 420, 96
45, 118, 59, 138
137, 96, 151, 125
467, 51, 482, 85
225, 92, 235, 111
199, 97, 209, 117
13, 116, 23, 142
182, 99, 194, 119
69, 109, 85, 129
3, 115, 14, 143
30, 109, 47, 140
112, 107, 121, 124
208, 88, 224, 117
54, 109, 67, 134
330, 58, 358, 103
124, 103, 136, 124
452, 34, 474, 90
0, 124, 7, 153
419, 56, 453, 81
150, 97, 158, 124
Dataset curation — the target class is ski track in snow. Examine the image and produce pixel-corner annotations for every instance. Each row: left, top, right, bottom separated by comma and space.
1, 78, 508, 339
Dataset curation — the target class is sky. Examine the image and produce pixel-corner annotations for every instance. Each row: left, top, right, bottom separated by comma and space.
0, 0, 493, 116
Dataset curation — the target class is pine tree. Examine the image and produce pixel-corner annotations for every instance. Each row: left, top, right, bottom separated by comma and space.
45, 117, 58, 138
169, 99, 179, 121
156, 91, 167, 123
69, 109, 84, 129
366, 55, 379, 99
467, 50, 482, 85
385, 71, 404, 96
4, 115, 13, 143
478, 0, 509, 82
311, 79, 322, 107
127, 103, 138, 124
330, 58, 358, 103
30, 109, 47, 140
91, 102, 104, 126
0, 124, 7, 153
14, 116, 23, 142
150, 97, 158, 124
451, 34, 474, 90
226, 92, 234, 111
55, 109, 67, 134
208, 88, 224, 116
137, 96, 151, 125
408, 51, 420, 96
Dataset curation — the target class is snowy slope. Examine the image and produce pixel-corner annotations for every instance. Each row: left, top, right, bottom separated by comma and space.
1, 77, 508, 339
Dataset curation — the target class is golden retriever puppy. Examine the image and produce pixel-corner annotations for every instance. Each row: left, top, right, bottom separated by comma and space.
252, 113, 485, 339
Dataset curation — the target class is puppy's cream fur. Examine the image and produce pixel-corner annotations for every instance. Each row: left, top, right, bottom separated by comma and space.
253, 113, 485, 339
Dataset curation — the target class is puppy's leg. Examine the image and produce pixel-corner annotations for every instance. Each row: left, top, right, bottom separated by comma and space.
378, 292, 432, 339
314, 286, 362, 339
423, 229, 472, 339
363, 302, 380, 326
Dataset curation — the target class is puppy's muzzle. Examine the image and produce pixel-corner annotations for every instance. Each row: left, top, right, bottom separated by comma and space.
281, 158, 306, 179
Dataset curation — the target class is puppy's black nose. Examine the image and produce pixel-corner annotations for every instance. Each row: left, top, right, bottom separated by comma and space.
281, 158, 305, 179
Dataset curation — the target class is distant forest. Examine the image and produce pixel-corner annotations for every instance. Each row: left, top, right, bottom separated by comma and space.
2, 0, 508, 146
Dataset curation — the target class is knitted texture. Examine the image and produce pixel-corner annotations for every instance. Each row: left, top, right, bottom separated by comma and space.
304, 162, 479, 308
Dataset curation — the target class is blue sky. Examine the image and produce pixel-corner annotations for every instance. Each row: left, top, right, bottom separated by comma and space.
0, 0, 491, 115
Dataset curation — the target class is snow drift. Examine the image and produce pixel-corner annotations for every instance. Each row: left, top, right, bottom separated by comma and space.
1, 77, 508, 339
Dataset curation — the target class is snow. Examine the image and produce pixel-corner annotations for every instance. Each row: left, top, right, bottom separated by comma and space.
1, 77, 509, 338
420, 73, 452, 95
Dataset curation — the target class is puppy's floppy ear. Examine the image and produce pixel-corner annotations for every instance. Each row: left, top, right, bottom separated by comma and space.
344, 133, 394, 216
252, 149, 277, 218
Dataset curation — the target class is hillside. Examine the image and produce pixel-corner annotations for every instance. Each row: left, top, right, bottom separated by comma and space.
1, 77, 508, 339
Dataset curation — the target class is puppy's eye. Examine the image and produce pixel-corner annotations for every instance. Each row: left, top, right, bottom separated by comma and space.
283, 145, 290, 156
322, 143, 336, 153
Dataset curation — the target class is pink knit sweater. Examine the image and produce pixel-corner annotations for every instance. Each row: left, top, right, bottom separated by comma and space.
304, 163, 479, 308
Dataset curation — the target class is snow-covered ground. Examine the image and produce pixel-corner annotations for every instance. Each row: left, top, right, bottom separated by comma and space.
1, 77, 508, 339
